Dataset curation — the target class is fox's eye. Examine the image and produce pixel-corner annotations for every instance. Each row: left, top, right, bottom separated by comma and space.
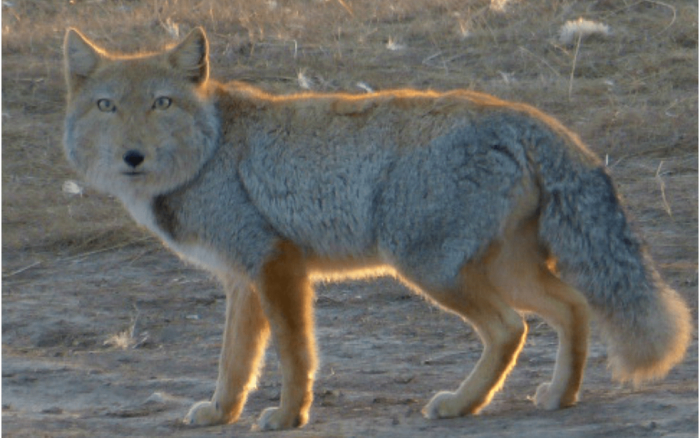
97, 99, 115, 112
153, 96, 172, 110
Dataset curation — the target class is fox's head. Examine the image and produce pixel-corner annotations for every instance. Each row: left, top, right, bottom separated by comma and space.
62, 28, 219, 201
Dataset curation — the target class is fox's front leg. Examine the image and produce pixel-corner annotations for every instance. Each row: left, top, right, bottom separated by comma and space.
185, 278, 270, 426
254, 241, 318, 431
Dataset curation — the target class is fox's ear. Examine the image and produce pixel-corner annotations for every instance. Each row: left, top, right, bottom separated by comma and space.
64, 28, 103, 93
168, 27, 209, 84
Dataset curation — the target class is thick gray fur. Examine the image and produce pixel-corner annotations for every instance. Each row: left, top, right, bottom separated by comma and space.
155, 97, 656, 314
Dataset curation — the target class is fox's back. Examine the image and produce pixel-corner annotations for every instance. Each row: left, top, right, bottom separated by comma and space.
221, 87, 547, 275
225, 88, 478, 257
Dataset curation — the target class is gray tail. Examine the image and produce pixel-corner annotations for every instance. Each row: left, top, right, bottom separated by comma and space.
535, 137, 691, 384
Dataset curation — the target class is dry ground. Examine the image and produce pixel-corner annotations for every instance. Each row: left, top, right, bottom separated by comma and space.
2, 0, 698, 436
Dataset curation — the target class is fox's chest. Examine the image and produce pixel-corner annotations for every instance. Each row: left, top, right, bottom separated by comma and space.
123, 197, 231, 276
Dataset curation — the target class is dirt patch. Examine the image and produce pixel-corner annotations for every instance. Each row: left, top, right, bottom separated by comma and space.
3, 246, 698, 437
2, 0, 697, 436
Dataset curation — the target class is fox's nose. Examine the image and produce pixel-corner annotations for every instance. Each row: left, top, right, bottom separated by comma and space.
123, 150, 145, 168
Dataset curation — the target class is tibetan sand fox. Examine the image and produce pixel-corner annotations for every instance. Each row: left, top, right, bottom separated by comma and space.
63, 27, 691, 430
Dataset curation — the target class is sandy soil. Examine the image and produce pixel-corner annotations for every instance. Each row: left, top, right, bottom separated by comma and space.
2, 242, 697, 437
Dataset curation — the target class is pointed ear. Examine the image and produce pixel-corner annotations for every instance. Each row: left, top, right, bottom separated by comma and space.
64, 28, 103, 93
168, 27, 209, 84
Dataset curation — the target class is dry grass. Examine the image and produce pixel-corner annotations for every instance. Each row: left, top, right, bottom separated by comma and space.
2, 0, 697, 291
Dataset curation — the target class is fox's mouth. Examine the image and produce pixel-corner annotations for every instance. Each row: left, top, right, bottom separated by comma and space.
122, 171, 145, 177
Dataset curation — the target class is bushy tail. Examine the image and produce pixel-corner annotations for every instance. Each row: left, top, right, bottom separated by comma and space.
536, 141, 691, 384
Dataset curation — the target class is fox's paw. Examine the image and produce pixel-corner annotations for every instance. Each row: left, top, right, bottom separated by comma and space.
534, 382, 577, 410
422, 391, 462, 419
254, 407, 307, 431
184, 400, 230, 426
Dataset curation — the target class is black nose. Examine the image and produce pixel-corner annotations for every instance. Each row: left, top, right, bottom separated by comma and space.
123, 150, 145, 168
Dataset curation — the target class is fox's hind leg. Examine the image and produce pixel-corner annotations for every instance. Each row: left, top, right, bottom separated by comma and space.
420, 256, 527, 419
185, 277, 270, 426
489, 218, 590, 410
525, 272, 590, 409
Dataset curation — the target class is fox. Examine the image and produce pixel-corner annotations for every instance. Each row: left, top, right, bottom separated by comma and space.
62, 27, 691, 431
